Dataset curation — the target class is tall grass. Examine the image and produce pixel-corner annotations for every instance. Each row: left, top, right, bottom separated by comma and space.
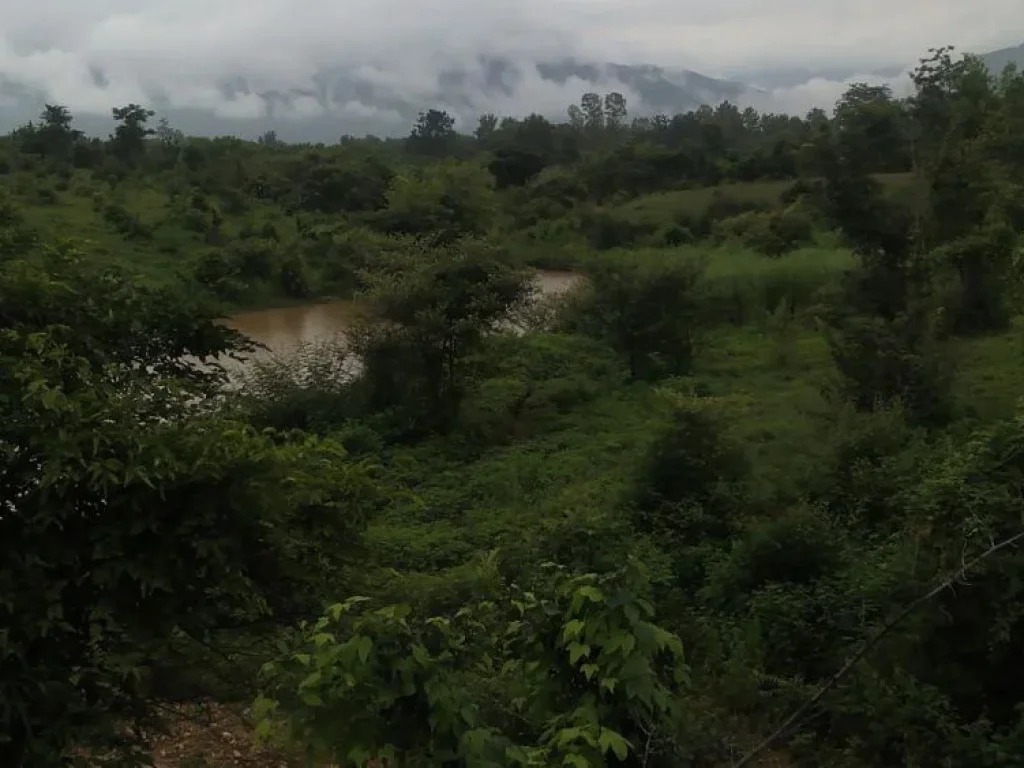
570, 245, 855, 327
609, 173, 914, 226
701, 246, 855, 325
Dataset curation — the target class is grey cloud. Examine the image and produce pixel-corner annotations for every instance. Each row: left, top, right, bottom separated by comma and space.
0, 0, 1018, 138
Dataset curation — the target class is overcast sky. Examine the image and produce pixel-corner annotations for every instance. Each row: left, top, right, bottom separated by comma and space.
0, 0, 1021, 132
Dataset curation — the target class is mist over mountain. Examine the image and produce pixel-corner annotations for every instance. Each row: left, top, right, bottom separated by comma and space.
0, 55, 762, 142
0, 37, 1020, 142
980, 42, 1024, 72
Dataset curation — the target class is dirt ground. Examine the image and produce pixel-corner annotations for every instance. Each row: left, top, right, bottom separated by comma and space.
145, 701, 300, 768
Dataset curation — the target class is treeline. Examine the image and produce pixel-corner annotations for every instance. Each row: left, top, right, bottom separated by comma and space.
0, 69, 918, 306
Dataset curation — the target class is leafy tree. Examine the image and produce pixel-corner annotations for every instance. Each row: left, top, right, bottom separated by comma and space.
381, 161, 496, 245
474, 112, 499, 143
0, 244, 377, 764
581, 92, 605, 135
604, 92, 628, 130
567, 104, 585, 132
110, 103, 155, 165
488, 147, 547, 189
296, 155, 393, 213
29, 104, 83, 163
349, 241, 531, 433
407, 108, 457, 157
832, 83, 910, 174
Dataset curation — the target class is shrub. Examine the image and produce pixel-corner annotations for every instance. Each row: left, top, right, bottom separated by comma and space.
562, 250, 705, 380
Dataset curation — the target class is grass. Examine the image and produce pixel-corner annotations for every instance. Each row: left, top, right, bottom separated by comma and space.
612, 172, 914, 224
10, 170, 297, 289
950, 319, 1024, 421
361, 298, 1024, 602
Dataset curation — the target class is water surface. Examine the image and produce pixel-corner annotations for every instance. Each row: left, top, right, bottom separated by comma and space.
222, 269, 579, 363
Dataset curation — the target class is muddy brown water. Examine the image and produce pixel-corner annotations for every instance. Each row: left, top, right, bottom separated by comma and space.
220, 269, 580, 369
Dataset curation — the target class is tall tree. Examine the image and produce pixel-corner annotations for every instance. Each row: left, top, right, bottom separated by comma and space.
581, 92, 605, 135
110, 103, 155, 165
474, 113, 499, 143
604, 92, 628, 130
407, 109, 457, 157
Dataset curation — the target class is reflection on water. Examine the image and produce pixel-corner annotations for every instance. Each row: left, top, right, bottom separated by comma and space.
224, 301, 358, 359
221, 269, 580, 364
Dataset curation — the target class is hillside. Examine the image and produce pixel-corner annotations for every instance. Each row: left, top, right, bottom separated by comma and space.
981, 41, 1024, 72
7, 47, 1024, 768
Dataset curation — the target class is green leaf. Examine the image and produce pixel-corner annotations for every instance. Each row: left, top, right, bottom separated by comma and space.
356, 635, 373, 662
598, 728, 631, 761
577, 586, 605, 604
411, 643, 430, 666
562, 755, 590, 768
568, 642, 591, 665
562, 618, 585, 641
299, 670, 321, 690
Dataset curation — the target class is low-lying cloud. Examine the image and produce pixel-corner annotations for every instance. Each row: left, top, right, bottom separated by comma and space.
0, 0, 1018, 137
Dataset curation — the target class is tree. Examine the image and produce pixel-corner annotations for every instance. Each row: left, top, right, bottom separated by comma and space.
567, 104, 585, 132
154, 117, 183, 146
488, 148, 547, 189
110, 103, 155, 165
474, 112, 499, 143
604, 92, 628, 130
406, 108, 457, 157
833, 83, 910, 173
16, 104, 83, 162
38, 104, 82, 161
0, 242, 377, 763
380, 161, 496, 245
581, 92, 605, 135
296, 155, 394, 214
349, 241, 532, 433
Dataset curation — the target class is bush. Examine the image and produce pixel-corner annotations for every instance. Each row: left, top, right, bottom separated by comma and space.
562, 250, 705, 380
454, 332, 627, 447
712, 205, 814, 256
827, 314, 953, 427
578, 209, 656, 250
631, 401, 749, 577
102, 202, 151, 240
239, 339, 360, 433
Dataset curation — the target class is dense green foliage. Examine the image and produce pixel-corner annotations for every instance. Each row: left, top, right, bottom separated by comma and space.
6, 46, 1024, 767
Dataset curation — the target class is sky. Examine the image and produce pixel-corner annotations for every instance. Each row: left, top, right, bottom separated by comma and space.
0, 0, 1021, 135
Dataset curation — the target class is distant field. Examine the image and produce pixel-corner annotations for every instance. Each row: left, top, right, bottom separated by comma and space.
10, 171, 296, 287
7, 168, 903, 304
613, 172, 915, 223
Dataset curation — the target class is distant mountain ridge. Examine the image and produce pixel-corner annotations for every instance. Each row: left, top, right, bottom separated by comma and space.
0, 55, 757, 141
980, 42, 1024, 73
193, 56, 756, 132
0, 43, 1021, 141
